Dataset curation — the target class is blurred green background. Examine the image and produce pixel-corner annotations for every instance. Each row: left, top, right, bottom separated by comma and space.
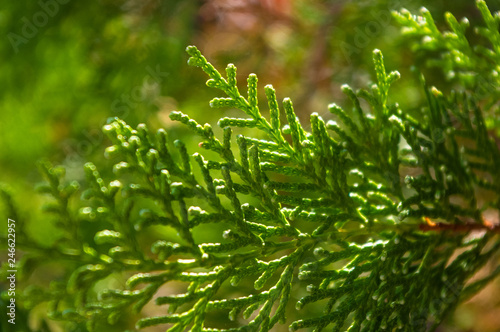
1, 0, 499, 331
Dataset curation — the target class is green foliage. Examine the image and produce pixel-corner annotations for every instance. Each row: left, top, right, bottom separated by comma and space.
2, 1, 500, 331
0, 0, 202, 185
393, 0, 500, 108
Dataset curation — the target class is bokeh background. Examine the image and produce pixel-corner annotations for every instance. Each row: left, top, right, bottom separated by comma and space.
1, 0, 500, 331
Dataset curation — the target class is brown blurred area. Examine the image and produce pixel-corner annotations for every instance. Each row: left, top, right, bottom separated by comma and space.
193, 0, 347, 122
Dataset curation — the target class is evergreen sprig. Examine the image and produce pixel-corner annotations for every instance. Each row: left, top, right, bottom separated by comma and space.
393, 0, 500, 109
2, 1, 500, 331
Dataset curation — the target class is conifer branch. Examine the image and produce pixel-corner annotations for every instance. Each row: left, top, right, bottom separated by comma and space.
2, 2, 500, 331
